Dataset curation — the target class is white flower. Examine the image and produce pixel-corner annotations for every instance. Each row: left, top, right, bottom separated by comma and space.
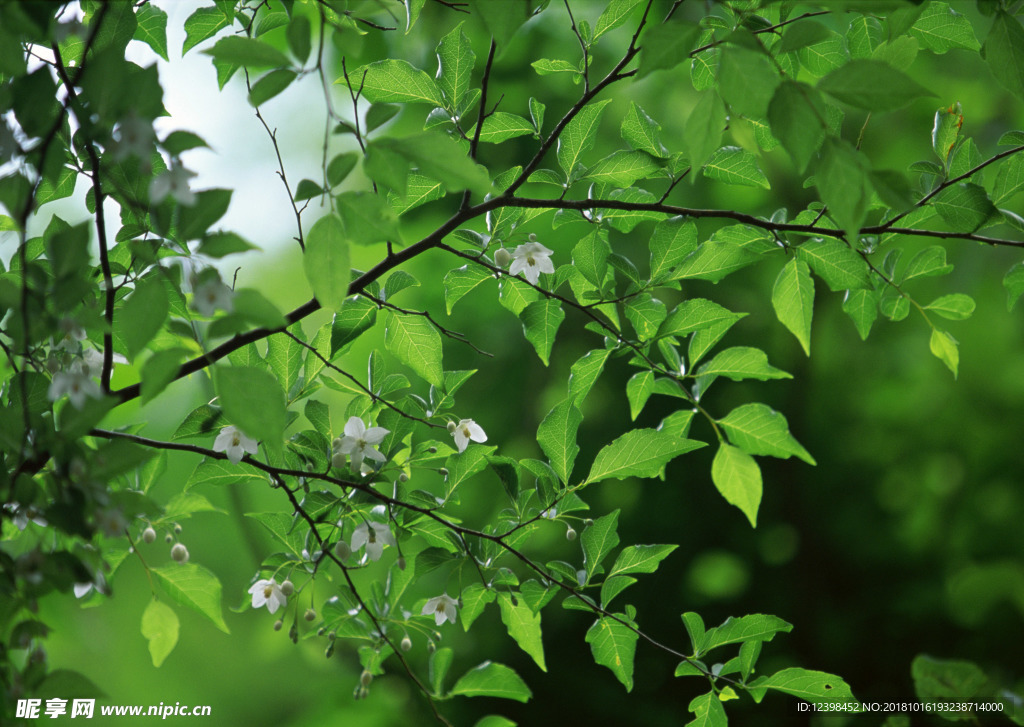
452, 419, 487, 453
509, 237, 555, 285
79, 348, 126, 377
421, 593, 458, 626
335, 417, 389, 472
350, 521, 395, 561
249, 578, 287, 614
214, 425, 258, 464
111, 113, 155, 162
54, 317, 86, 350
48, 370, 103, 410
73, 582, 94, 599
192, 278, 234, 316
150, 160, 197, 206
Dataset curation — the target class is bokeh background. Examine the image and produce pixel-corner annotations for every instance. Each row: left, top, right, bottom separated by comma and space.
26, 1, 1024, 725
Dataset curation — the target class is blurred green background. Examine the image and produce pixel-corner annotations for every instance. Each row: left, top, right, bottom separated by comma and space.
31, 1, 1024, 725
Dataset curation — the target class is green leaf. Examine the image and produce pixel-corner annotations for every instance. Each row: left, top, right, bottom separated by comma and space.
498, 593, 546, 672
372, 133, 492, 196
702, 146, 770, 189
993, 154, 1024, 205
625, 294, 667, 342
904, 245, 954, 281
768, 81, 827, 173
183, 7, 231, 55
531, 58, 580, 77
842, 288, 880, 340
626, 371, 654, 421
444, 264, 491, 314
198, 231, 258, 258
621, 102, 668, 158
460, 583, 497, 631
586, 617, 638, 692
479, 113, 535, 143
204, 36, 290, 69
594, 0, 643, 39
925, 293, 975, 320
932, 183, 997, 232
336, 191, 402, 245
186, 458, 267, 490
797, 238, 871, 292
779, 20, 832, 53
929, 328, 959, 378
609, 544, 677, 577
701, 614, 793, 655
557, 99, 612, 178
326, 152, 359, 188
911, 655, 989, 705
819, 59, 932, 111
719, 46, 779, 119
585, 150, 661, 188
345, 60, 445, 106
848, 15, 883, 59
214, 366, 286, 446
586, 429, 706, 484
650, 217, 698, 283
711, 444, 762, 528
140, 348, 187, 404
177, 188, 232, 241
141, 600, 179, 667
384, 310, 444, 387
698, 347, 791, 382
817, 138, 873, 242
248, 68, 296, 106
118, 277, 169, 360
772, 259, 814, 356
798, 32, 847, 76
672, 242, 762, 283
638, 22, 700, 78
233, 289, 287, 329
436, 23, 475, 112
390, 174, 446, 215
430, 648, 454, 696
983, 12, 1024, 102
582, 511, 620, 582
658, 298, 745, 339
686, 692, 728, 727
151, 563, 229, 634
909, 2, 980, 53
568, 348, 612, 402
303, 214, 350, 311
537, 399, 583, 485
286, 13, 311, 63
172, 404, 228, 441
685, 91, 727, 175
331, 296, 377, 354
520, 300, 565, 366
752, 667, 857, 705
718, 404, 816, 465
571, 230, 610, 288
449, 662, 532, 702
134, 4, 169, 61
1003, 262, 1024, 311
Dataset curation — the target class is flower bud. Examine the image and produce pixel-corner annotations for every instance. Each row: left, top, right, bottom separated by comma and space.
174, 523, 182, 534
447, 421, 457, 434
280, 579, 294, 596
428, 446, 437, 454
325, 642, 335, 658
334, 541, 351, 560
584, 518, 594, 527
566, 527, 577, 541
397, 557, 407, 571
360, 670, 373, 687
164, 534, 173, 543
439, 467, 449, 477
332, 437, 344, 451
304, 608, 316, 622
400, 636, 412, 652
142, 527, 156, 544
398, 472, 409, 482
289, 624, 298, 643
317, 627, 326, 636
171, 543, 189, 563
494, 247, 512, 268
273, 620, 283, 632
331, 452, 346, 469
528, 233, 538, 242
